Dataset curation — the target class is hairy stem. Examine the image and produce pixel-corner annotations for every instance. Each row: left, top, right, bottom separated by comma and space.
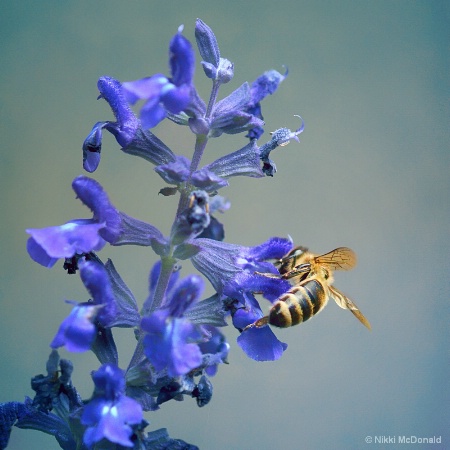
151, 256, 177, 312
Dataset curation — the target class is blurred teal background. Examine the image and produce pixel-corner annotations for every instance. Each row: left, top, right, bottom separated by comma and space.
1, 1, 449, 449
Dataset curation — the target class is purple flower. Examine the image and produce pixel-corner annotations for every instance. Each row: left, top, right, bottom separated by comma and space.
246, 69, 288, 140
224, 277, 288, 361
26, 176, 121, 268
50, 259, 119, 353
83, 76, 177, 172
122, 27, 195, 129
206, 82, 264, 138
191, 237, 293, 361
83, 77, 140, 172
141, 273, 205, 377
50, 302, 101, 352
191, 236, 292, 296
81, 364, 143, 448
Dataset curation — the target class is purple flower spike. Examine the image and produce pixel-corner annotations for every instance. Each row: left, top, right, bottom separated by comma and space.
123, 28, 195, 129
26, 176, 120, 268
81, 364, 143, 448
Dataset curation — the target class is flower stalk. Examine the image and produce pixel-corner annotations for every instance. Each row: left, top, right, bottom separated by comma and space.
1, 18, 305, 450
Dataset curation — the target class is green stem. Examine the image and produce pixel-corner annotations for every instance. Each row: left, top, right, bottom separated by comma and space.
150, 256, 177, 312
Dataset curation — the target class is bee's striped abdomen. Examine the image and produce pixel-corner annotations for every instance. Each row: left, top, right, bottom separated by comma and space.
268, 279, 328, 328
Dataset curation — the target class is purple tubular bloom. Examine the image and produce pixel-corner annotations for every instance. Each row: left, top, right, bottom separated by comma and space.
50, 260, 123, 353
72, 176, 121, 243
191, 236, 292, 296
83, 77, 140, 172
50, 302, 101, 352
26, 176, 121, 268
141, 273, 205, 377
122, 28, 195, 129
169, 27, 195, 87
142, 311, 203, 377
246, 68, 288, 140
81, 364, 143, 448
250, 69, 288, 105
78, 259, 117, 326
26, 220, 105, 268
191, 237, 292, 361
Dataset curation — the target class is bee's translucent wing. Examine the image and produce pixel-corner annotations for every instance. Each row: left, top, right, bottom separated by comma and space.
314, 247, 357, 271
329, 285, 371, 330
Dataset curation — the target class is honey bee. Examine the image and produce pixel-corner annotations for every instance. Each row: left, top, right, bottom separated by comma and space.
245, 246, 371, 331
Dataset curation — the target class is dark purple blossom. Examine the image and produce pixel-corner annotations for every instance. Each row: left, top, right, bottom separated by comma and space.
122, 27, 195, 129
26, 176, 121, 268
81, 364, 143, 448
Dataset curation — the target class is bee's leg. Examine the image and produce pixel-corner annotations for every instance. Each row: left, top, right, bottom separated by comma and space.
242, 316, 269, 332
254, 271, 281, 279
281, 262, 312, 279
